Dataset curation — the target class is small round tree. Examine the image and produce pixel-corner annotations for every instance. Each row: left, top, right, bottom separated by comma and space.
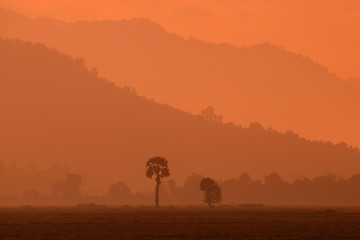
200, 177, 222, 207
146, 156, 170, 207
107, 181, 132, 204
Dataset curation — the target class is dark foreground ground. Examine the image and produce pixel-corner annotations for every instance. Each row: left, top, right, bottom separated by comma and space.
1, 205, 360, 240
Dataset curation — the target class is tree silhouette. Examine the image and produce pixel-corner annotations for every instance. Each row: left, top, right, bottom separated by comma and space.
200, 106, 223, 123
146, 156, 170, 207
107, 181, 132, 204
200, 177, 222, 207
52, 173, 82, 199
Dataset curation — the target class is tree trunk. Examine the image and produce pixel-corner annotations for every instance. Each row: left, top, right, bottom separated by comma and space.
155, 177, 161, 207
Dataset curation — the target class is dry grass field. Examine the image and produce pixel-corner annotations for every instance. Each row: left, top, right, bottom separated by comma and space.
1, 205, 360, 240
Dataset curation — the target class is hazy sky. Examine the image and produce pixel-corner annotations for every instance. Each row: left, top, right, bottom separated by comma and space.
2, 0, 360, 79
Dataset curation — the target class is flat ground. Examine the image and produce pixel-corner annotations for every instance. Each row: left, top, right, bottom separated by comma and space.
1, 206, 360, 240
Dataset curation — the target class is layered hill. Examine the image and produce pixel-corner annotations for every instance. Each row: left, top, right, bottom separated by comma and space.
1, 8, 360, 148
1, 38, 360, 193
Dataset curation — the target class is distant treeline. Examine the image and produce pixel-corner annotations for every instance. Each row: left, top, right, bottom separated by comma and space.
158, 173, 360, 206
1, 161, 360, 205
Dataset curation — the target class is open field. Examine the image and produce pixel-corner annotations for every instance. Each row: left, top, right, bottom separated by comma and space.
1, 206, 360, 240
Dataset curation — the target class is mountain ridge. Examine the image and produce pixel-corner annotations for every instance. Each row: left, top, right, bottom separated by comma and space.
1, 38, 360, 193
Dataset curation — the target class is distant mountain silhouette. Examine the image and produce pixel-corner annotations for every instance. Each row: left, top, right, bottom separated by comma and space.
1, 8, 360, 147
1, 38, 360, 192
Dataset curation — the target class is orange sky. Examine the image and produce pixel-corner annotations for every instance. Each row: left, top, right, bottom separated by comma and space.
1, 0, 360, 79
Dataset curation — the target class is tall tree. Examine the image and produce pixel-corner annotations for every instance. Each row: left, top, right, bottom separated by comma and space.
200, 177, 222, 207
146, 157, 170, 207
